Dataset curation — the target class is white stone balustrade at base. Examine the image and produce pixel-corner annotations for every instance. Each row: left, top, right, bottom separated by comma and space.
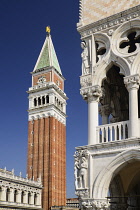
96, 121, 128, 143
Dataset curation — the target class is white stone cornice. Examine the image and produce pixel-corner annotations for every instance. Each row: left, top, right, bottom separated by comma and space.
80, 85, 102, 102
77, 5, 140, 38
76, 138, 140, 156
28, 109, 66, 125
124, 74, 140, 90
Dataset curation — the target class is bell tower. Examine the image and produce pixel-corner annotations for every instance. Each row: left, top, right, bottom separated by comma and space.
27, 28, 67, 210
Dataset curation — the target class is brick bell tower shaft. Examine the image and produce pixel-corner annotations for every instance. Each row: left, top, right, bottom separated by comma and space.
27, 28, 67, 210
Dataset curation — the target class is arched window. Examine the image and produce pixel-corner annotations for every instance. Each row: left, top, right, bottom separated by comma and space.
34, 98, 37, 107
38, 97, 41, 106
34, 193, 37, 205
14, 190, 17, 203
28, 192, 31, 204
46, 95, 49, 104
42, 96, 45, 105
6, 188, 10, 202
21, 191, 24, 203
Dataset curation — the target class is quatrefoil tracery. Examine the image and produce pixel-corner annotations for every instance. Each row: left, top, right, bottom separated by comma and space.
119, 30, 140, 54
96, 41, 106, 62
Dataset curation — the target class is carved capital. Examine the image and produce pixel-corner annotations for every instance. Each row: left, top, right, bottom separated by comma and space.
75, 189, 89, 199
81, 199, 110, 210
80, 85, 102, 102
124, 74, 140, 91
92, 200, 110, 210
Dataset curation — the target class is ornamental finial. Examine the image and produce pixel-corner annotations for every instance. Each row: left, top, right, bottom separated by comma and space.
46, 26, 51, 34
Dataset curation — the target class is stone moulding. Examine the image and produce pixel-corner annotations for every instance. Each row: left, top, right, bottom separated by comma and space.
75, 137, 140, 156
77, 5, 140, 38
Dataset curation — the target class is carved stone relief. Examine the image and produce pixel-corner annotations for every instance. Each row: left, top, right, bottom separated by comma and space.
81, 200, 110, 210
81, 41, 90, 75
74, 150, 89, 198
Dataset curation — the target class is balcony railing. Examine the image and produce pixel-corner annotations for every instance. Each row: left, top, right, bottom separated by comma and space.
96, 121, 129, 144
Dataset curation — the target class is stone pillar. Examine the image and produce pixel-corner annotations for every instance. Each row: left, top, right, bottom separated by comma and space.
49, 93, 54, 104
29, 97, 33, 109
29, 192, 34, 205
23, 191, 28, 204
124, 74, 140, 138
99, 105, 111, 125
16, 190, 22, 203
81, 85, 102, 145
0, 187, 7, 201
36, 193, 41, 206
63, 102, 66, 114
9, 188, 14, 202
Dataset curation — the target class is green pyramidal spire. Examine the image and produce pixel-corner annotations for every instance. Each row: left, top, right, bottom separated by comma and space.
33, 30, 62, 75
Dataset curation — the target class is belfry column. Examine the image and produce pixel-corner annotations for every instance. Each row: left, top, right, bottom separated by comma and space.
124, 74, 140, 138
81, 85, 102, 145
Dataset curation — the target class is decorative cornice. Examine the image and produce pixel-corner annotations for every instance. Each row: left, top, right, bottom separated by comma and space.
31, 66, 65, 80
28, 110, 66, 125
77, 5, 140, 38
0, 169, 42, 189
27, 82, 68, 100
76, 137, 140, 156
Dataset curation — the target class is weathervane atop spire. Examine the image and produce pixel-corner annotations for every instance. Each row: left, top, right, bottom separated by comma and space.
46, 26, 51, 35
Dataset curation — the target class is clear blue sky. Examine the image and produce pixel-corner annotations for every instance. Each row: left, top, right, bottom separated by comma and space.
0, 0, 88, 198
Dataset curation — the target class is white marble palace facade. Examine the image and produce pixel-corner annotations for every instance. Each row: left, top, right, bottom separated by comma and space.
75, 1, 140, 210
0, 168, 42, 210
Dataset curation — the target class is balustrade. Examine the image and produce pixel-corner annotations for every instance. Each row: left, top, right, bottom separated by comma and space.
96, 121, 128, 143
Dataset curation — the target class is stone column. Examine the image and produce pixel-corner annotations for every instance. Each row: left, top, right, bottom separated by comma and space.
29, 192, 34, 205
124, 74, 140, 138
81, 85, 102, 145
23, 191, 28, 204
0, 187, 7, 201
16, 190, 22, 203
9, 188, 14, 202
36, 193, 41, 206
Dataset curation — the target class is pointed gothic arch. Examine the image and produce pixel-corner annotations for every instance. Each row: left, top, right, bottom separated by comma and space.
92, 149, 140, 199
94, 57, 130, 86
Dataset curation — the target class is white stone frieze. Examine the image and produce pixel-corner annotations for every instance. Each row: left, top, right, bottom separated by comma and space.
76, 138, 140, 156
81, 199, 110, 210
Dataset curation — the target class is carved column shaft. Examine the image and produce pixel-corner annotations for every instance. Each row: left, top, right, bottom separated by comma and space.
16, 190, 22, 203
124, 74, 140, 137
81, 86, 102, 145
36, 193, 41, 206
9, 188, 14, 202
88, 99, 98, 145
0, 187, 6, 201
30, 192, 35, 205
23, 191, 28, 204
